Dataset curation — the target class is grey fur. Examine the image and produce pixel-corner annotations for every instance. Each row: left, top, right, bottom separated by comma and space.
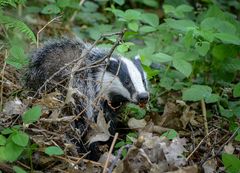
25, 38, 148, 121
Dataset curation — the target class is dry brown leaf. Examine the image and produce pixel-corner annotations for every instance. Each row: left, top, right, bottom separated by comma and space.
224, 142, 235, 154
128, 117, 147, 129
202, 159, 217, 173
88, 112, 111, 144
3, 97, 27, 115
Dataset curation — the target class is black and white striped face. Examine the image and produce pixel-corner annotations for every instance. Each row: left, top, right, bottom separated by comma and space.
100, 55, 149, 106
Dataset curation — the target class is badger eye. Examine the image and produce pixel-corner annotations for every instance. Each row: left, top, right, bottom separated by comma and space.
125, 78, 130, 85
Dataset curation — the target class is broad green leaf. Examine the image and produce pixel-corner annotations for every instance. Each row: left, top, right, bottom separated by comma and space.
128, 21, 139, 32
142, 0, 159, 8
195, 41, 210, 56
13, 166, 27, 173
233, 83, 240, 98
117, 44, 128, 53
163, 4, 175, 14
114, 0, 125, 5
56, 0, 70, 8
0, 135, 6, 146
201, 17, 236, 34
6, 46, 28, 69
41, 4, 61, 14
139, 26, 156, 33
183, 30, 194, 48
22, 105, 42, 124
176, 4, 193, 13
235, 133, 240, 142
141, 13, 159, 27
152, 52, 173, 63
45, 146, 64, 156
214, 33, 240, 45
173, 58, 192, 77
165, 19, 196, 32
205, 94, 220, 103
219, 105, 234, 118
160, 77, 174, 90
3, 141, 24, 162
1, 128, 13, 135
124, 9, 141, 21
12, 132, 29, 147
115, 141, 125, 148
161, 129, 178, 140
182, 85, 212, 101
81, 1, 98, 12
222, 153, 240, 173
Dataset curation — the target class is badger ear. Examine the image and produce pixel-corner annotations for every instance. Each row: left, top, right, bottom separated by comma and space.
133, 55, 142, 67
107, 58, 119, 74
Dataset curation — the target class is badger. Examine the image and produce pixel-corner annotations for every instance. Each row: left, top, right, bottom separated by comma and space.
25, 38, 149, 160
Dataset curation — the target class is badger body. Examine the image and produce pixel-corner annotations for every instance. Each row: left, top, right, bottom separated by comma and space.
25, 38, 149, 159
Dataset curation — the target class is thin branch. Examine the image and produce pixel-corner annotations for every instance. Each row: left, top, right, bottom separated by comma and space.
186, 129, 217, 161
103, 132, 119, 173
36, 16, 62, 48
201, 99, 210, 146
0, 50, 7, 111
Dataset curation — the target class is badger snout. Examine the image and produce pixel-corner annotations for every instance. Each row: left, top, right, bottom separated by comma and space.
136, 92, 149, 107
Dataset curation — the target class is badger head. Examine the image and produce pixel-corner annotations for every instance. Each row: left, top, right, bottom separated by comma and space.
99, 55, 149, 108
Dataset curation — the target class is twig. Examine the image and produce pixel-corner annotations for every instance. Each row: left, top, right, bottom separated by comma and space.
215, 127, 239, 156
200, 127, 239, 165
0, 50, 7, 111
70, 0, 85, 22
36, 16, 62, 48
103, 133, 119, 173
186, 129, 217, 161
201, 99, 210, 146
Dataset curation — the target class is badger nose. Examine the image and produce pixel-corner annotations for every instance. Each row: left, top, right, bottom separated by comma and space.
137, 92, 149, 104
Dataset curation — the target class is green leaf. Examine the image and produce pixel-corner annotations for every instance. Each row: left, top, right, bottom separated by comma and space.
128, 21, 139, 32
160, 77, 174, 90
56, 0, 70, 8
22, 105, 42, 124
176, 4, 193, 13
124, 9, 141, 21
152, 52, 173, 63
1, 128, 13, 135
12, 132, 29, 147
222, 153, 240, 173
205, 94, 220, 103
163, 4, 175, 14
161, 129, 178, 140
3, 141, 24, 162
219, 105, 234, 118
165, 19, 196, 32
195, 41, 210, 56
0, 14, 36, 43
6, 45, 28, 69
115, 141, 125, 149
117, 44, 128, 53
41, 4, 61, 14
139, 26, 156, 33
233, 83, 240, 98
141, 13, 159, 27
114, 0, 125, 5
173, 58, 192, 77
235, 133, 240, 142
0, 135, 7, 146
182, 85, 212, 101
13, 166, 27, 173
214, 33, 240, 45
44, 146, 64, 156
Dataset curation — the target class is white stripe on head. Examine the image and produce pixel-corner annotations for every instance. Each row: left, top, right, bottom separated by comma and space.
99, 71, 131, 101
120, 57, 146, 94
